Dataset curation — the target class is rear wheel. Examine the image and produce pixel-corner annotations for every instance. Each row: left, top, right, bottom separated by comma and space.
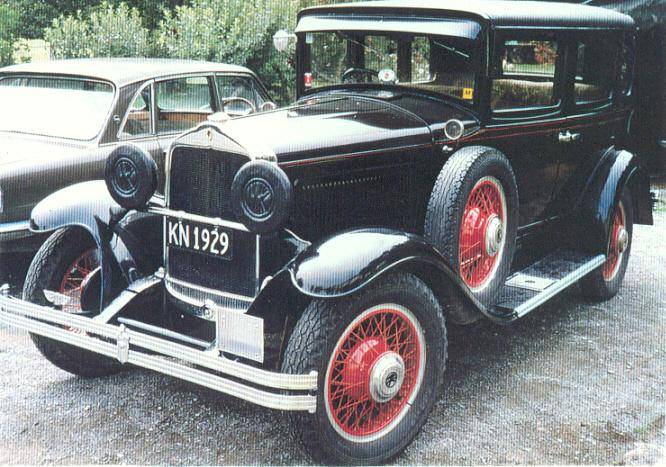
23, 227, 123, 378
580, 190, 633, 302
281, 273, 447, 464
425, 146, 518, 306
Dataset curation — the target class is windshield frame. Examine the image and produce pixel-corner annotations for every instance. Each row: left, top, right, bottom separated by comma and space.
0, 73, 118, 142
296, 25, 488, 110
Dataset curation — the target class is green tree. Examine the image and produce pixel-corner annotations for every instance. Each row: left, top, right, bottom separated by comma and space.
0, 3, 20, 66
45, 2, 152, 59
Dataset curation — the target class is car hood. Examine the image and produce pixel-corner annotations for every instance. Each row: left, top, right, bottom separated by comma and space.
205, 95, 435, 164
0, 133, 90, 168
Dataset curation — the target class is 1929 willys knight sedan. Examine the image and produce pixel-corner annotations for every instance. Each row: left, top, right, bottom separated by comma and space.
0, 1, 655, 464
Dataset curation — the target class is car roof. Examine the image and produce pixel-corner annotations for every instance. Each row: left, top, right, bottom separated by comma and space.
0, 58, 255, 87
300, 0, 635, 29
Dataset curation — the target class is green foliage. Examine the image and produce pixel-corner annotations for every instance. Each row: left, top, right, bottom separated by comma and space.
0, 3, 20, 66
45, 2, 152, 59
155, 0, 295, 64
7, 0, 186, 39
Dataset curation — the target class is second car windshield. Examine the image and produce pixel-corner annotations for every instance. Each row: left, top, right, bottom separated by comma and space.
0, 76, 115, 140
304, 31, 478, 104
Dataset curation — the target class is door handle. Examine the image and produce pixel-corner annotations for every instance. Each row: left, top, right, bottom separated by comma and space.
558, 131, 582, 143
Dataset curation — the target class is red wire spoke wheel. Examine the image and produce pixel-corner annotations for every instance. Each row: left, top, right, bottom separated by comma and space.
324, 304, 426, 442
602, 202, 628, 281
458, 176, 507, 290
59, 248, 99, 315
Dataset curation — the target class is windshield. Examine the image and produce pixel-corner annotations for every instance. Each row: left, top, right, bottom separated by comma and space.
303, 31, 478, 104
0, 76, 115, 140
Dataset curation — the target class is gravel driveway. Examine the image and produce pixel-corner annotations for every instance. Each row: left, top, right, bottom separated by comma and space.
0, 210, 664, 465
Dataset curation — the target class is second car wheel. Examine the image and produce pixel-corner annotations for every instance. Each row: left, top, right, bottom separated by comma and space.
580, 190, 634, 302
281, 272, 447, 464
23, 227, 123, 378
425, 146, 519, 306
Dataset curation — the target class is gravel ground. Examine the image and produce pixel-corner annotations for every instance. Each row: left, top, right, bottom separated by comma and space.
0, 211, 664, 464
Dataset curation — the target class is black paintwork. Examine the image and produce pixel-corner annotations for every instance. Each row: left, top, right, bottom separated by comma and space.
27, 1, 654, 326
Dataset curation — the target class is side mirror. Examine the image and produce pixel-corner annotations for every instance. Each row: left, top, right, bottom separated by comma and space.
260, 102, 278, 112
273, 30, 296, 53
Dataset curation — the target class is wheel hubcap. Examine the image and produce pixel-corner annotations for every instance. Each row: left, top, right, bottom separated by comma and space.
459, 177, 507, 290
369, 352, 405, 403
603, 202, 627, 281
325, 305, 425, 441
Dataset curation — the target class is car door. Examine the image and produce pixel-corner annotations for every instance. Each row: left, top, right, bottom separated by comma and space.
551, 31, 628, 212
486, 33, 566, 231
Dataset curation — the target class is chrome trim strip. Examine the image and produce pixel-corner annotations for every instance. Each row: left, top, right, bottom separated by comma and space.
514, 255, 606, 318
165, 275, 254, 310
148, 206, 250, 232
0, 292, 317, 411
0, 220, 30, 235
117, 317, 210, 349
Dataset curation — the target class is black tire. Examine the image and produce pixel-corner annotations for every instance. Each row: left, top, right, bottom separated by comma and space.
23, 227, 123, 378
281, 273, 447, 464
580, 190, 633, 302
425, 146, 518, 306
104, 144, 157, 210
231, 160, 293, 234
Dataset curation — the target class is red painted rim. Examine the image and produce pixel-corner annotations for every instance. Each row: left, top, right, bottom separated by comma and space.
603, 202, 626, 281
459, 177, 506, 290
325, 305, 424, 441
59, 249, 98, 314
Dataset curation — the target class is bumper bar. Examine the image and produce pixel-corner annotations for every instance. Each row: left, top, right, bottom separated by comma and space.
0, 290, 317, 412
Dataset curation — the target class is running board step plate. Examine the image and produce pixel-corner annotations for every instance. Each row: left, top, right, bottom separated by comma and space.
496, 250, 606, 318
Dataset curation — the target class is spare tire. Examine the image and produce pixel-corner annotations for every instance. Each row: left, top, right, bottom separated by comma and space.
231, 160, 293, 234
104, 144, 157, 210
425, 146, 518, 306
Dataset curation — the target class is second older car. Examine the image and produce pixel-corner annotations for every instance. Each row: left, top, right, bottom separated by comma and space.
0, 58, 275, 253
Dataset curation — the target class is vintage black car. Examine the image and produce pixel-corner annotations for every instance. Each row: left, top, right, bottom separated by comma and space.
0, 58, 275, 254
0, 1, 654, 464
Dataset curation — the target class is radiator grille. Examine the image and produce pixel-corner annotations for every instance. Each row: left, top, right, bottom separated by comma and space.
168, 147, 247, 219
167, 230, 257, 298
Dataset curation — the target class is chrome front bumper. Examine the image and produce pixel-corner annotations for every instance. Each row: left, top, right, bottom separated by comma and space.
0, 289, 317, 412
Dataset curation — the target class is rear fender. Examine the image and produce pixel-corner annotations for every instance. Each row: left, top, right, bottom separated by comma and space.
272, 228, 501, 325
578, 148, 653, 255
30, 180, 150, 308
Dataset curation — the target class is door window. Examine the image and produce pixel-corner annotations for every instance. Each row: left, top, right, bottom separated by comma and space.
120, 83, 152, 139
491, 39, 559, 111
574, 39, 615, 105
155, 76, 214, 134
216, 75, 265, 116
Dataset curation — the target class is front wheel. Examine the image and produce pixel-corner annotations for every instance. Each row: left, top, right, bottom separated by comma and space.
281, 273, 447, 464
23, 227, 123, 378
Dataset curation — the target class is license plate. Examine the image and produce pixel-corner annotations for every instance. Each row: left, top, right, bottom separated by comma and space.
167, 219, 233, 260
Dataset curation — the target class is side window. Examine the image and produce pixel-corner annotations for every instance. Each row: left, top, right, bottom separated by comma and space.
155, 76, 214, 134
492, 39, 559, 111
120, 83, 152, 139
216, 75, 265, 115
411, 37, 430, 82
574, 39, 615, 105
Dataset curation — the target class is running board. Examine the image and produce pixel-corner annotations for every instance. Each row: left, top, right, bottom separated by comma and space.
496, 251, 606, 319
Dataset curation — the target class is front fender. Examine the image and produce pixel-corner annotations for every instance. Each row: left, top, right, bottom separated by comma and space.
30, 181, 142, 308
284, 228, 500, 324
30, 180, 120, 244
